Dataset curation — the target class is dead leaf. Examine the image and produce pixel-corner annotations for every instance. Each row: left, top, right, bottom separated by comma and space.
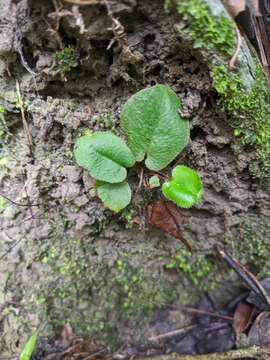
248, 311, 270, 347
147, 200, 191, 251
224, 0, 246, 18
233, 302, 254, 334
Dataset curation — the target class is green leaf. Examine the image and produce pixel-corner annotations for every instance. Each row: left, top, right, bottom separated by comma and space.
74, 131, 135, 183
20, 332, 38, 360
149, 175, 160, 189
162, 165, 203, 208
120, 84, 190, 171
97, 181, 132, 212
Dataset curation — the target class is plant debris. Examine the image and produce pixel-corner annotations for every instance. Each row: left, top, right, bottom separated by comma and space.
147, 200, 191, 251
233, 302, 254, 334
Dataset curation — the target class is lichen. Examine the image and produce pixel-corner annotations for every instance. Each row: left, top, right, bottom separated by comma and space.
212, 64, 270, 178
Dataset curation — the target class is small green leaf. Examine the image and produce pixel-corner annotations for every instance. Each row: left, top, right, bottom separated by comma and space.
97, 181, 132, 212
20, 332, 38, 360
120, 84, 190, 171
149, 175, 160, 189
74, 132, 135, 183
162, 165, 203, 208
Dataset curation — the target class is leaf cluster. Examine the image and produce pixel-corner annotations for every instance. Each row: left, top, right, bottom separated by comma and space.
74, 85, 203, 212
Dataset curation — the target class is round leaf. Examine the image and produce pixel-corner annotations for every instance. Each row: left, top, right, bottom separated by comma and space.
97, 181, 131, 213
162, 165, 203, 208
120, 84, 190, 171
74, 131, 135, 183
149, 175, 160, 189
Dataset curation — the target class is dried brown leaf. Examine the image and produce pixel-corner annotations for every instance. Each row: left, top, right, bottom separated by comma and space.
224, 0, 246, 18
248, 311, 270, 347
147, 200, 191, 251
233, 302, 254, 334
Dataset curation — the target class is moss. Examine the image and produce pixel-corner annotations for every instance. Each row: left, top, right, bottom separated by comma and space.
54, 47, 78, 74
164, 248, 216, 289
165, 0, 234, 56
227, 216, 270, 277
36, 233, 178, 347
212, 64, 270, 178
165, 0, 270, 178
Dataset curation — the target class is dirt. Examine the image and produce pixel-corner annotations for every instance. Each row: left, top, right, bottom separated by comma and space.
0, 0, 270, 357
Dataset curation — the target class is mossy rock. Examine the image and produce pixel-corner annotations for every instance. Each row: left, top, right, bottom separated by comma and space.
167, 0, 270, 178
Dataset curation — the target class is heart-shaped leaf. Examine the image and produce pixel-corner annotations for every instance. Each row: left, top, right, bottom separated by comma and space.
120, 84, 190, 171
162, 165, 203, 208
97, 181, 131, 213
74, 131, 135, 183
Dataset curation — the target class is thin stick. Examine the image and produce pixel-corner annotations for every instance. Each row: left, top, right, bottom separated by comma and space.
148, 325, 197, 342
164, 201, 192, 252
63, 0, 102, 5
176, 305, 233, 322
15, 79, 33, 148
136, 167, 144, 195
216, 247, 270, 308
0, 193, 41, 207
229, 26, 242, 70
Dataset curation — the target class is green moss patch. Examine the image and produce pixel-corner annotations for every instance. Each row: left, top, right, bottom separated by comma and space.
166, 0, 270, 178
165, 0, 234, 56
212, 65, 270, 178
226, 216, 270, 277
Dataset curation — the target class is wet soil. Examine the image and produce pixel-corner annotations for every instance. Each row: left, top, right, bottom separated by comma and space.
0, 0, 270, 356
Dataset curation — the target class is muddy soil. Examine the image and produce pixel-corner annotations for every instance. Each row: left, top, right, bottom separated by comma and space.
0, 0, 270, 357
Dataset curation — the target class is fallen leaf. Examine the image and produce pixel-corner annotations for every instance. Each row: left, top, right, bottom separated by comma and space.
147, 200, 191, 251
248, 312, 270, 347
223, 0, 246, 18
233, 302, 254, 334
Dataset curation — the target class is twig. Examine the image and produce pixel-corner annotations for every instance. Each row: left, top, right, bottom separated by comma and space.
216, 247, 270, 308
15, 31, 38, 76
15, 79, 33, 148
136, 346, 270, 359
63, 0, 102, 5
174, 305, 233, 322
148, 325, 197, 342
164, 201, 192, 252
136, 167, 144, 195
0, 193, 41, 207
84, 348, 108, 360
229, 26, 242, 70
